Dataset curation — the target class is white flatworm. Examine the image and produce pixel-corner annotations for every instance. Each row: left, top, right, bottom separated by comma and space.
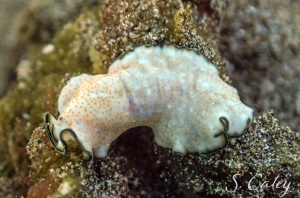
45, 45, 253, 161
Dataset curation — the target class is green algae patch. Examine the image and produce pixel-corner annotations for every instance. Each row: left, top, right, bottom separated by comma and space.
27, 127, 84, 197
0, 8, 102, 180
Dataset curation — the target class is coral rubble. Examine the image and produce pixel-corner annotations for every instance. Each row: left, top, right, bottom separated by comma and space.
26, 112, 300, 197
220, 0, 300, 130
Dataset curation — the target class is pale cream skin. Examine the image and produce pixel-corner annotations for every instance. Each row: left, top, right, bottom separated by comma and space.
45, 45, 253, 161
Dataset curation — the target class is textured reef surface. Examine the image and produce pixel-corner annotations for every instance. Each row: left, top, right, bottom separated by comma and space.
0, 0, 299, 197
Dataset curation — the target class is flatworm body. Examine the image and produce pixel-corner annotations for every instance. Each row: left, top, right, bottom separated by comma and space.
45, 45, 253, 161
